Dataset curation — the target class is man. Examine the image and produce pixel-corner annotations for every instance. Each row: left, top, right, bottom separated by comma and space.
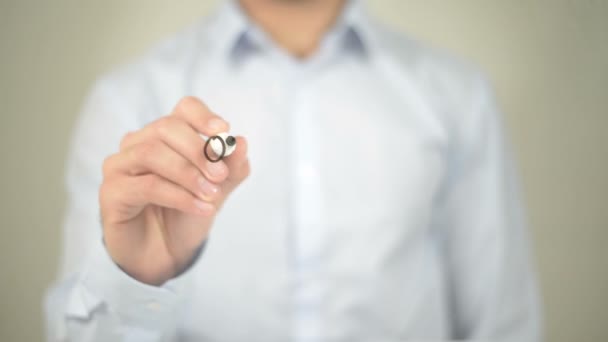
45, 0, 541, 340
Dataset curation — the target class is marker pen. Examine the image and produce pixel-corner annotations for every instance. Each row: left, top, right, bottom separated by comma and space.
202, 132, 237, 162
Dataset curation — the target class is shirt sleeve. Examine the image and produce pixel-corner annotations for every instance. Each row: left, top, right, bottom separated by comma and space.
433, 74, 542, 341
44, 76, 196, 342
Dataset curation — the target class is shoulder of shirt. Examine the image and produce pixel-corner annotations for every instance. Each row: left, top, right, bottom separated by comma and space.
365, 20, 500, 150
370, 20, 492, 97
368, 20, 496, 135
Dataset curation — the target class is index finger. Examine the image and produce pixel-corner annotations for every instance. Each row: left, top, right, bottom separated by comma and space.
172, 96, 230, 136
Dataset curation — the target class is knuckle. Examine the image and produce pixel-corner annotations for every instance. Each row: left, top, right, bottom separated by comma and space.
119, 132, 133, 149
153, 117, 174, 139
99, 180, 119, 212
102, 154, 116, 176
132, 142, 157, 164
98, 181, 110, 203
176, 96, 205, 113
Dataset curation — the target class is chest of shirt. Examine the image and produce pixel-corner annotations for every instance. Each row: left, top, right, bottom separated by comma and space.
196, 59, 447, 234
165, 59, 452, 339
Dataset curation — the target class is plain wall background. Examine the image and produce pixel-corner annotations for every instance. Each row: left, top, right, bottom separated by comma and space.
1, 0, 606, 340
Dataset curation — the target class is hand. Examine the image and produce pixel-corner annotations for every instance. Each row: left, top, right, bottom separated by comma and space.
99, 97, 250, 285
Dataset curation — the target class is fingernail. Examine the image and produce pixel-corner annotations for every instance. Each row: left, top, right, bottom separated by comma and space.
198, 177, 219, 199
207, 118, 227, 132
207, 160, 227, 178
194, 199, 214, 215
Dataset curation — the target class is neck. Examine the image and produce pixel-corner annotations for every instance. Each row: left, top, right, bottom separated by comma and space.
238, 0, 347, 58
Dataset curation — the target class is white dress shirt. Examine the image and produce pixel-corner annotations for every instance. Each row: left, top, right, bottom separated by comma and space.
45, 1, 541, 341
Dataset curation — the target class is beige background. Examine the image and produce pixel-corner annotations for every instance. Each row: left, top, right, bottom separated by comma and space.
1, 0, 607, 340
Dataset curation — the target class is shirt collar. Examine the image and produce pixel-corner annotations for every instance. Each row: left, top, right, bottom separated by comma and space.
209, 0, 375, 63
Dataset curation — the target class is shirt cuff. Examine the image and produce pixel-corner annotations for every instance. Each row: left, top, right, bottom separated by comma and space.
69, 238, 197, 332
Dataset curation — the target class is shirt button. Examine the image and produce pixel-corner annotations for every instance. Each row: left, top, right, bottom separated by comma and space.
145, 300, 162, 312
